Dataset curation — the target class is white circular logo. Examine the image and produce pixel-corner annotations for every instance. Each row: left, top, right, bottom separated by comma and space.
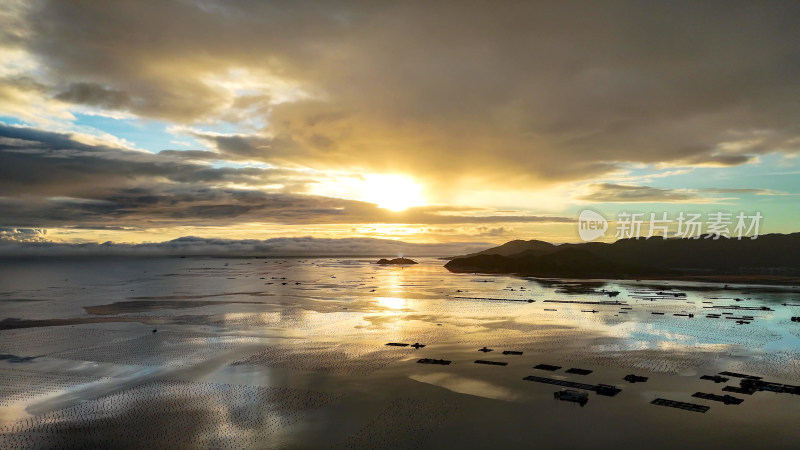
578, 210, 608, 241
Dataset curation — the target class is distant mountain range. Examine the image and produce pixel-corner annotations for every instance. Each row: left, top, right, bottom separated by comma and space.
0, 236, 490, 258
444, 234, 800, 283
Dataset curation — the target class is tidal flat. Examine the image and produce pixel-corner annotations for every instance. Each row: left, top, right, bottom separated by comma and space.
1, 257, 799, 448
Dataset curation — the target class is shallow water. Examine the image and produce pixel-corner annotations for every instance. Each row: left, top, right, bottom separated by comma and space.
1, 257, 799, 448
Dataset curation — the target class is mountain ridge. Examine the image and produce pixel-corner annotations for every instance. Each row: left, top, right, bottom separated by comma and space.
444, 233, 800, 283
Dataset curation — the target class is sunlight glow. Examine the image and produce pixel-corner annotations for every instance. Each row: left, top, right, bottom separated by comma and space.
359, 174, 426, 211
309, 173, 427, 211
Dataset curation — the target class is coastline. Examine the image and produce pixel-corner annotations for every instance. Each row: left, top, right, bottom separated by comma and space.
444, 267, 800, 287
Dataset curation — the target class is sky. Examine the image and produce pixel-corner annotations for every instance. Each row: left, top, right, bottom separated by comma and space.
1, 0, 798, 251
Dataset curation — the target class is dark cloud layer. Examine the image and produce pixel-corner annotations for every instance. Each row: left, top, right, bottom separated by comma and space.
0, 125, 569, 229
5, 0, 798, 187
579, 183, 700, 203
579, 183, 790, 203
0, 125, 296, 196
54, 82, 132, 110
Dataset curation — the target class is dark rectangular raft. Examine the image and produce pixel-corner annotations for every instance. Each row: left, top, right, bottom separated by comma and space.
453, 296, 535, 303
740, 379, 800, 395
703, 305, 773, 311
700, 375, 729, 383
692, 392, 744, 405
417, 358, 451, 365
523, 375, 621, 396
503, 351, 523, 355
387, 342, 425, 348
719, 371, 762, 380
722, 386, 756, 395
475, 360, 508, 366
651, 398, 710, 413
533, 364, 562, 371
544, 300, 627, 306
566, 368, 593, 375
623, 374, 648, 383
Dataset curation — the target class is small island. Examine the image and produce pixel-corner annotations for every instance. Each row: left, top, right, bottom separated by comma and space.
376, 257, 418, 265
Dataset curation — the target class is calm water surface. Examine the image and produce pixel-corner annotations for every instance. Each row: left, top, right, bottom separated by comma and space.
1, 257, 799, 448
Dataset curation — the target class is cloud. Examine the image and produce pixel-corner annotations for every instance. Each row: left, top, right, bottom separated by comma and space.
0, 124, 568, 229
0, 236, 490, 258
0, 227, 47, 243
157, 150, 224, 161
0, 124, 301, 195
702, 188, 793, 196
578, 183, 795, 204
0, 0, 795, 190
474, 226, 512, 237
54, 82, 132, 110
0, 186, 570, 228
578, 183, 706, 203
185, 129, 298, 161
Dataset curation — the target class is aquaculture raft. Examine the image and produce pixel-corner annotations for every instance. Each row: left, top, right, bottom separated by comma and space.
623, 374, 648, 383
651, 398, 709, 413
502, 350, 523, 355
719, 371, 761, 380
475, 360, 508, 366
700, 375, 729, 383
387, 342, 425, 348
543, 299, 627, 306
453, 296, 536, 303
533, 364, 561, 371
554, 389, 588, 406
740, 379, 800, 395
692, 392, 744, 405
523, 375, 621, 396
417, 358, 451, 365
722, 385, 756, 395
703, 305, 773, 311
565, 368, 593, 375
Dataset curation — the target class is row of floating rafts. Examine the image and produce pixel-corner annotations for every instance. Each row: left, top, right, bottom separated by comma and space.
402, 344, 526, 366
553, 287, 620, 297
402, 336, 799, 408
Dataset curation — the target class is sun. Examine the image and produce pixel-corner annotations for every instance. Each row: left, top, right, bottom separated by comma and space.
307, 173, 427, 211
359, 174, 426, 211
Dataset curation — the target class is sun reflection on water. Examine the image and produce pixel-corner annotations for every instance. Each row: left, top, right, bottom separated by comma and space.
377, 297, 406, 309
